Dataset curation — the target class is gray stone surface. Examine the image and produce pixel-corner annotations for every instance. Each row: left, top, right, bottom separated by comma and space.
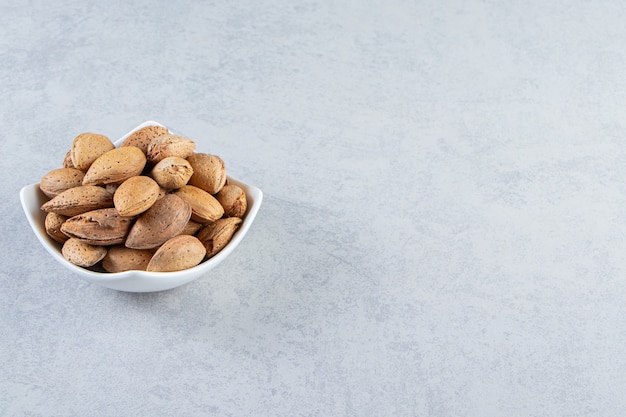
2, 0, 626, 415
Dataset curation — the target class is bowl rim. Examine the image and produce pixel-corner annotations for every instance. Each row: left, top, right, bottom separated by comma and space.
19, 120, 263, 284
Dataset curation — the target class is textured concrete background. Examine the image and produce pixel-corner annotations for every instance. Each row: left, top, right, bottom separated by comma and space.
2, 0, 626, 415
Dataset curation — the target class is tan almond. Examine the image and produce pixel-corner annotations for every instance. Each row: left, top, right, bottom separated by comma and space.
40, 168, 86, 198
62, 238, 107, 267
119, 125, 170, 155
113, 176, 160, 216
174, 185, 224, 223
45, 212, 69, 244
125, 194, 191, 249
41, 185, 113, 217
82, 146, 146, 186
150, 156, 193, 189
102, 246, 154, 272
63, 150, 75, 168
196, 217, 242, 259
215, 184, 247, 218
187, 153, 227, 194
146, 235, 206, 272
147, 134, 196, 164
70, 133, 115, 171
61, 208, 134, 246
180, 219, 203, 236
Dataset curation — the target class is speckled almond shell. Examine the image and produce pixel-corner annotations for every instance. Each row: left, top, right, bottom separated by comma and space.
146, 134, 196, 164
196, 217, 242, 258
44, 212, 69, 244
113, 176, 160, 216
150, 156, 194, 189
60, 208, 134, 246
40, 185, 113, 217
70, 133, 115, 172
125, 194, 192, 250
119, 125, 170, 155
146, 235, 206, 272
40, 167, 86, 198
174, 185, 224, 223
187, 153, 227, 195
82, 146, 147, 186
215, 184, 247, 218
61, 238, 107, 267
102, 246, 154, 273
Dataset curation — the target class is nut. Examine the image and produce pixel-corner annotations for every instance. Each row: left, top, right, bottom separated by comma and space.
196, 217, 242, 258
146, 235, 206, 272
70, 133, 115, 171
174, 185, 224, 223
82, 146, 147, 186
45, 212, 69, 244
187, 153, 226, 194
147, 134, 195, 164
125, 194, 191, 249
40, 168, 85, 198
41, 185, 113, 217
215, 184, 247, 218
102, 246, 154, 272
119, 125, 169, 155
61, 208, 134, 246
62, 238, 108, 267
150, 156, 194, 189
113, 176, 160, 216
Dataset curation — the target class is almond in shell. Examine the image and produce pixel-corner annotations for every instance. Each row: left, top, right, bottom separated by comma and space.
187, 153, 227, 194
146, 235, 206, 272
102, 246, 154, 272
62, 238, 107, 267
40, 168, 86, 198
197, 217, 242, 259
150, 156, 194, 189
215, 184, 247, 218
113, 176, 160, 216
61, 208, 134, 246
70, 133, 115, 171
45, 212, 69, 244
41, 185, 113, 217
174, 185, 224, 223
125, 194, 192, 249
119, 125, 170, 155
82, 146, 147, 186
147, 134, 196, 164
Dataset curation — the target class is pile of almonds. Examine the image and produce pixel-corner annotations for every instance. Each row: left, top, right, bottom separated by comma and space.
39, 124, 247, 273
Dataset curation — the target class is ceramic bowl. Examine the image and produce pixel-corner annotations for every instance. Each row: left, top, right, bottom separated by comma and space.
19, 121, 263, 292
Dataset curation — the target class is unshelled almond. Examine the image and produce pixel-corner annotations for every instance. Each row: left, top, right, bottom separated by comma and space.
215, 184, 247, 218
45, 212, 69, 244
187, 153, 226, 194
174, 185, 224, 223
120, 125, 170, 155
150, 156, 194, 189
41, 185, 113, 217
113, 176, 160, 216
146, 235, 206, 272
62, 238, 107, 267
125, 194, 192, 249
196, 217, 242, 258
102, 246, 154, 272
40, 168, 86, 198
70, 133, 115, 171
147, 134, 195, 163
61, 208, 134, 246
82, 146, 146, 186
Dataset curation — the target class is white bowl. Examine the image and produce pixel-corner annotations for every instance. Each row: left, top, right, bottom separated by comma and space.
19, 121, 263, 292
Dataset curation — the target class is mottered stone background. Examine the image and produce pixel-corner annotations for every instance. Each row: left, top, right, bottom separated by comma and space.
2, 0, 626, 415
